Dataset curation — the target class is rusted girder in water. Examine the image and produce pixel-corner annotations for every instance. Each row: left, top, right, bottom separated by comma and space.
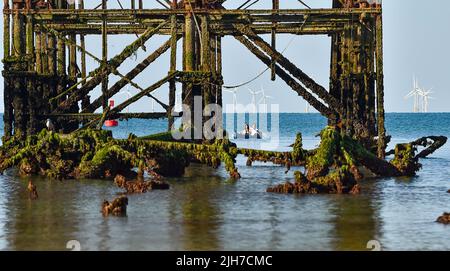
386, 136, 448, 160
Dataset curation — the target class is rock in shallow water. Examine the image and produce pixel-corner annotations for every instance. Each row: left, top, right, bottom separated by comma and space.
114, 174, 169, 194
102, 195, 128, 216
267, 170, 360, 195
436, 213, 450, 224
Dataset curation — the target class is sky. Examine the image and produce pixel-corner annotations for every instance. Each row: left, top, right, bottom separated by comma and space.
0, 0, 449, 113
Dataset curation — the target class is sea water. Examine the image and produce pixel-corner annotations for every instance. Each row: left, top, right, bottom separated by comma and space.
0, 113, 449, 250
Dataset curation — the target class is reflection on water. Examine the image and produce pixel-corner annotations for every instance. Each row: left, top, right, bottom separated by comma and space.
0, 113, 450, 250
172, 165, 222, 250
329, 185, 380, 251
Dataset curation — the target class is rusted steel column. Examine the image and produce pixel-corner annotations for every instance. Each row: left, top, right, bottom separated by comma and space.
216, 36, 222, 107
329, 32, 340, 127
79, 0, 89, 114
63, 1, 79, 132
35, 33, 42, 73
351, 24, 363, 138
201, 14, 211, 105
183, 1, 195, 129
12, 0, 27, 138
54, 0, 68, 132
3, 0, 13, 140
56, 35, 66, 104
47, 31, 57, 106
26, 11, 38, 135
101, 0, 108, 112
209, 35, 217, 104
168, 0, 177, 131
361, 15, 376, 137
375, 14, 386, 159
139, 0, 143, 9
340, 24, 353, 136
200, 12, 214, 139
270, 0, 279, 81
3, 1, 10, 58
68, 0, 78, 82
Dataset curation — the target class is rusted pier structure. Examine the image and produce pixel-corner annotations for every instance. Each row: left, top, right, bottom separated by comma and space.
2, 0, 385, 156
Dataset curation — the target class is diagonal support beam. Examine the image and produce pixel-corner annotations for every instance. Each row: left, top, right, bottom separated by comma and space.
56, 21, 168, 112
235, 35, 335, 119
79, 72, 178, 130
236, 25, 370, 137
235, 24, 343, 114
82, 37, 179, 113
109, 72, 179, 115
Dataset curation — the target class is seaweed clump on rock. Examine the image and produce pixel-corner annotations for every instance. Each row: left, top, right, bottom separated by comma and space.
239, 133, 307, 171
267, 167, 360, 195
0, 129, 117, 179
390, 143, 422, 176
0, 128, 242, 181
267, 126, 427, 195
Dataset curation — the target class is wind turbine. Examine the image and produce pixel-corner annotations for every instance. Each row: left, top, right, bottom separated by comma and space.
258, 86, 273, 107
404, 76, 421, 112
247, 87, 262, 112
419, 88, 434, 113
224, 88, 238, 112
118, 86, 133, 113
305, 101, 310, 113
224, 88, 239, 135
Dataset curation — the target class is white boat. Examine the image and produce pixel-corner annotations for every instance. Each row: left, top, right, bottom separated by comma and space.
232, 127, 263, 139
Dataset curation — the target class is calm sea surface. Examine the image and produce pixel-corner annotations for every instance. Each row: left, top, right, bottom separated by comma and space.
0, 113, 449, 251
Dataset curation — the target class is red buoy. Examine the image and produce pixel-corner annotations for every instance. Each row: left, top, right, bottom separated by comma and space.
105, 100, 119, 127
105, 119, 119, 127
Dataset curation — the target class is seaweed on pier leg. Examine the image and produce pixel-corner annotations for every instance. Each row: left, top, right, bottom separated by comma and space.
390, 143, 421, 177
306, 127, 339, 180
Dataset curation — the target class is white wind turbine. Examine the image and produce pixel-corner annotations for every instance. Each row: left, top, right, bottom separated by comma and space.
404, 76, 421, 112
118, 86, 133, 113
419, 88, 434, 113
224, 88, 238, 112
258, 86, 273, 107
305, 100, 310, 113
247, 87, 262, 112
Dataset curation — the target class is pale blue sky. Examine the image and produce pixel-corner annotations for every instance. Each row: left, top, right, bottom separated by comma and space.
0, 0, 449, 113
